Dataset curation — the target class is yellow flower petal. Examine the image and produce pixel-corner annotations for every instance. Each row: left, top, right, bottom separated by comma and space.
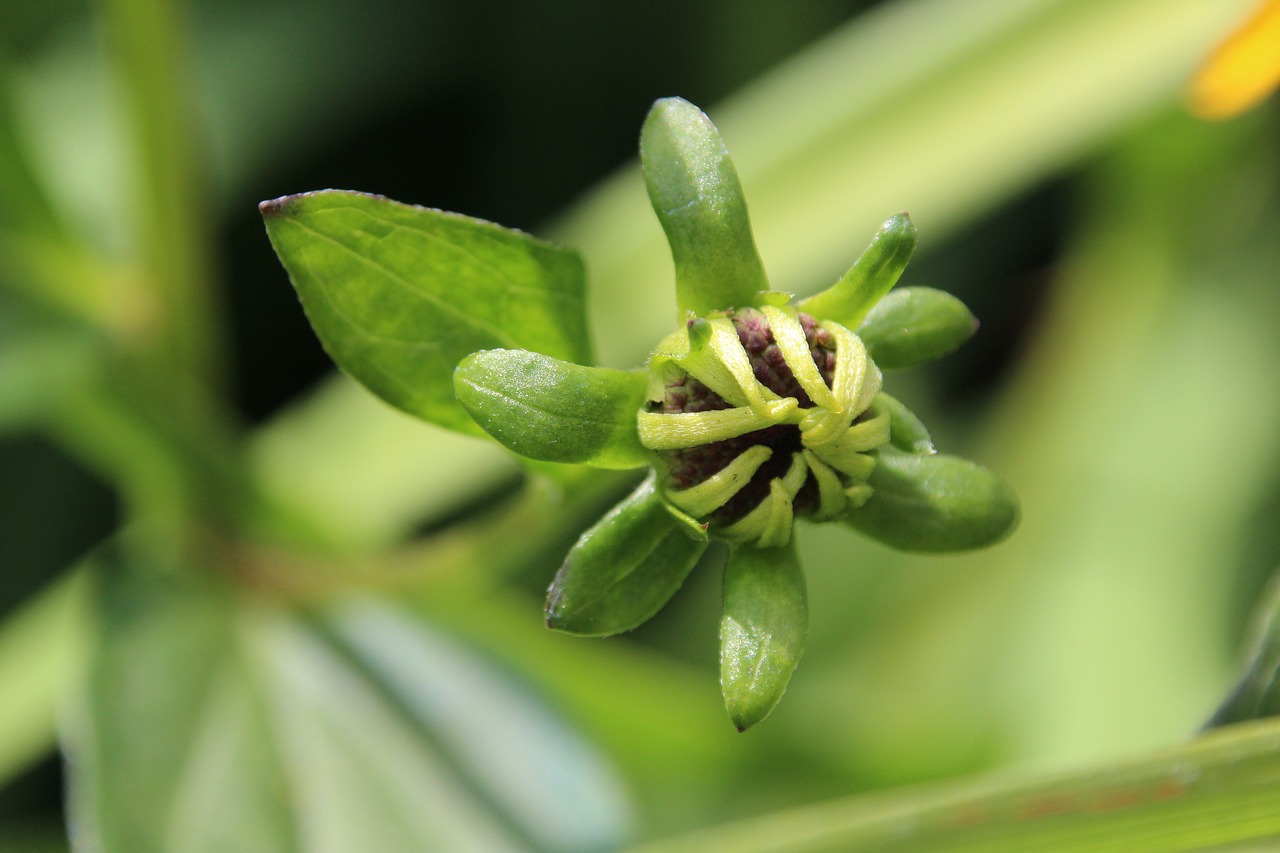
1189, 0, 1280, 120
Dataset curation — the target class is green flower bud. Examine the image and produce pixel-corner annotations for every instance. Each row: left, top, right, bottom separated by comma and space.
637, 304, 889, 548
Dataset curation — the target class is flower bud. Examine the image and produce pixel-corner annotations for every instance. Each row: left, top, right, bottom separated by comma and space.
638, 305, 889, 547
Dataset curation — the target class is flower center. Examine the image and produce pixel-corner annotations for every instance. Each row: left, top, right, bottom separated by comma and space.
638, 305, 889, 547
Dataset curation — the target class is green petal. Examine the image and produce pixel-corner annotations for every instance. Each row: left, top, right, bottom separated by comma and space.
453, 349, 648, 469
876, 392, 936, 454
858, 287, 978, 370
546, 475, 709, 636
640, 98, 768, 317
843, 447, 1019, 552
797, 213, 916, 328
720, 541, 807, 732
261, 190, 591, 435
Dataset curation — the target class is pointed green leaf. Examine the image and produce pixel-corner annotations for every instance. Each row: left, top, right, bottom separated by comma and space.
858, 286, 978, 370
876, 392, 936, 455
454, 349, 649, 469
547, 474, 708, 636
797, 213, 916, 328
844, 447, 1019, 552
261, 190, 592, 435
720, 541, 807, 732
640, 98, 768, 317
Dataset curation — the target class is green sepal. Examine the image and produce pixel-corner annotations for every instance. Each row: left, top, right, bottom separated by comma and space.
640, 98, 768, 318
453, 349, 649, 469
547, 474, 708, 636
843, 447, 1019, 552
720, 541, 807, 731
876, 392, 936, 454
857, 287, 978, 370
797, 213, 916, 328
261, 190, 592, 436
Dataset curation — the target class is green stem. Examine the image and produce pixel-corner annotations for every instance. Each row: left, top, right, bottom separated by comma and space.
96, 0, 224, 397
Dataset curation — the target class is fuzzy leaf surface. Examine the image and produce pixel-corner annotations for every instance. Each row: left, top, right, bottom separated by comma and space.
454, 349, 648, 469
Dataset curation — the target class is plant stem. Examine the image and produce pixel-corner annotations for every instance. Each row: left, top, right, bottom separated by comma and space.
96, 0, 224, 398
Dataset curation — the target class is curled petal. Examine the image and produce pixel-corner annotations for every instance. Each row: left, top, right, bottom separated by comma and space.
666, 445, 774, 518
761, 305, 840, 412
801, 450, 848, 520
678, 317, 780, 413
638, 398, 798, 450
719, 452, 809, 547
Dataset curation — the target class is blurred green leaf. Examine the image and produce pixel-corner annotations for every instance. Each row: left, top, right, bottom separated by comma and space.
858, 287, 977, 370
628, 718, 1280, 852
1207, 572, 1280, 728
99, 0, 220, 387
455, 349, 649, 469
797, 213, 916, 328
0, 330, 98, 434
547, 474, 708, 637
640, 97, 768, 317
720, 542, 807, 732
64, 550, 632, 852
325, 599, 633, 852
66, 553, 245, 853
0, 571, 86, 785
262, 190, 593, 436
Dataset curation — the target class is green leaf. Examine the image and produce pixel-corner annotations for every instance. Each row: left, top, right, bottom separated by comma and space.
261, 189, 592, 435
65, 552, 269, 853
454, 348, 649, 469
640, 98, 769, 318
876, 392, 936, 455
66, 548, 631, 852
0, 329, 100, 434
719, 541, 806, 732
325, 600, 633, 852
1206, 572, 1280, 728
0, 570, 87, 786
858, 287, 979, 370
628, 717, 1280, 852
797, 213, 916, 327
547, 474, 708, 636
843, 448, 1019, 552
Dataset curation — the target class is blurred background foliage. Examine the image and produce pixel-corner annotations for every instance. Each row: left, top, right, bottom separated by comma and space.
2, 0, 1279, 850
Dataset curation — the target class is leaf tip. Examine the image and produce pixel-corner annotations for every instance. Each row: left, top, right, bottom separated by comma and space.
258, 194, 302, 218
